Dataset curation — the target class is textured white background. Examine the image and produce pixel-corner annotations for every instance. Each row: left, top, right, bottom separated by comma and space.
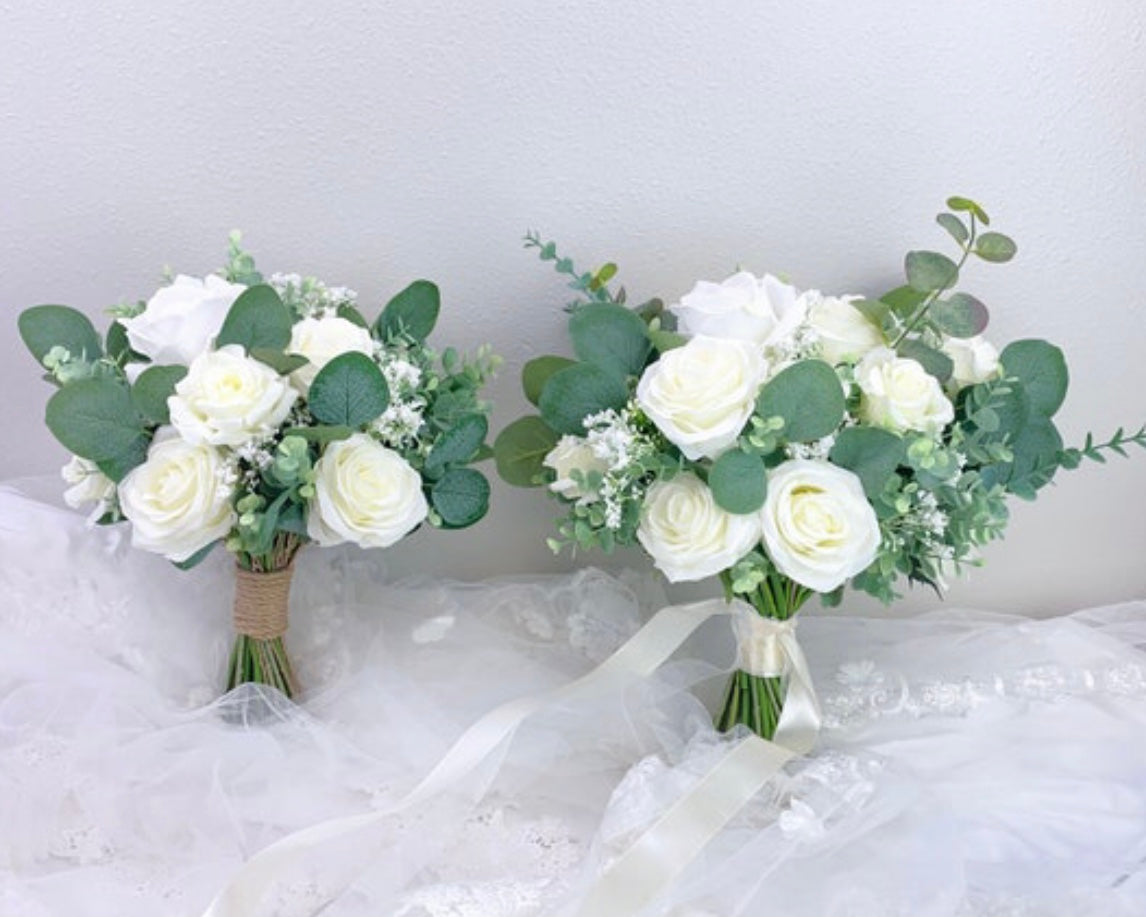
1, 1, 1143, 616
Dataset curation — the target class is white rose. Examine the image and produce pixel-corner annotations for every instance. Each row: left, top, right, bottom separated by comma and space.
636, 335, 767, 460
941, 335, 1001, 390
169, 344, 298, 447
761, 459, 880, 593
670, 271, 807, 347
118, 433, 236, 562
637, 472, 761, 583
61, 455, 116, 519
806, 291, 884, 365
543, 435, 609, 502
287, 315, 376, 393
855, 347, 954, 435
307, 433, 428, 549
121, 274, 246, 366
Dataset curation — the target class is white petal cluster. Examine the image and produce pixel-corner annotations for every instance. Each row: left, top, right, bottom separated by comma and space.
121, 274, 245, 366
287, 315, 375, 393
855, 348, 954, 435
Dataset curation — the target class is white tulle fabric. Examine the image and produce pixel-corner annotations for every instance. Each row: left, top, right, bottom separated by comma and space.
2, 477, 1146, 917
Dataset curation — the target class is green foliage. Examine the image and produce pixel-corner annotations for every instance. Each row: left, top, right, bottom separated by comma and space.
935, 212, 969, 245
215, 285, 292, 353
493, 415, 559, 487
568, 302, 652, 378
648, 329, 688, 353
755, 360, 846, 442
376, 280, 440, 343
522, 355, 576, 406
45, 378, 148, 480
946, 196, 990, 225
172, 540, 220, 571
524, 231, 617, 307
931, 293, 989, 339
897, 339, 954, 383
975, 232, 1017, 263
905, 250, 959, 293
430, 467, 490, 528
131, 365, 187, 425
538, 363, 629, 435
424, 413, 489, 480
19, 305, 103, 366
307, 352, 390, 427
1060, 426, 1146, 468
224, 230, 264, 285
829, 427, 905, 499
251, 349, 309, 375
708, 449, 768, 514
1000, 339, 1068, 418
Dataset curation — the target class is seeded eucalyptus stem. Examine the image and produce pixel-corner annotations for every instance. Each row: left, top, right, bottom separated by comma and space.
716, 572, 810, 740
225, 533, 302, 699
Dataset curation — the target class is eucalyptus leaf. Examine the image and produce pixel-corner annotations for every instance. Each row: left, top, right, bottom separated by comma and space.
896, 339, 954, 383
335, 303, 370, 328
18, 305, 103, 365
493, 415, 560, 487
431, 467, 490, 527
376, 280, 440, 342
931, 293, 989, 338
879, 285, 927, 319
131, 364, 188, 425
538, 363, 629, 436
424, 413, 489, 479
648, 329, 688, 353
307, 352, 390, 427
282, 424, 354, 444
946, 196, 990, 225
935, 212, 969, 245
45, 378, 149, 478
568, 302, 652, 377
755, 360, 846, 443
215, 285, 292, 353
522, 355, 576, 406
905, 250, 959, 293
172, 540, 219, 571
252, 349, 309, 375
829, 427, 905, 499
1000, 339, 1068, 417
975, 232, 1017, 263
708, 450, 768, 514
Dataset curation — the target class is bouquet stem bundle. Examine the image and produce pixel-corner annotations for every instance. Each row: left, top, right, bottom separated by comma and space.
716, 573, 809, 740
227, 533, 302, 698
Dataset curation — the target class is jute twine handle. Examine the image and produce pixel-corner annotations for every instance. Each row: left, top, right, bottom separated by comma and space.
233, 564, 295, 640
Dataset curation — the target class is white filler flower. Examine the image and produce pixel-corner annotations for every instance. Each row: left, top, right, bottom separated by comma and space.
760, 459, 881, 593
61, 455, 115, 514
637, 472, 761, 582
169, 344, 298, 448
118, 433, 236, 562
855, 347, 954, 435
670, 271, 807, 348
307, 433, 428, 548
636, 335, 767, 460
121, 274, 245, 366
287, 315, 376, 393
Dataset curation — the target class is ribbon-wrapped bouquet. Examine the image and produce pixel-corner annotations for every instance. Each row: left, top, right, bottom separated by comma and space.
496, 198, 1145, 740
19, 235, 498, 698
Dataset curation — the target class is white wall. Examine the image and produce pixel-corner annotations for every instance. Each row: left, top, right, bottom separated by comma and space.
1, 1, 1143, 616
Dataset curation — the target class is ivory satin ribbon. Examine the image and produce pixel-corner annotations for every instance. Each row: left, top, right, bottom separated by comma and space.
200, 598, 821, 917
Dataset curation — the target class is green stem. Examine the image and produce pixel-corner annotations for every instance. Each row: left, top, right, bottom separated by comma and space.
892, 216, 977, 347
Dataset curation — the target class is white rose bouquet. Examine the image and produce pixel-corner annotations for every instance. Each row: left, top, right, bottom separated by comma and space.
19, 234, 499, 699
495, 199, 1145, 740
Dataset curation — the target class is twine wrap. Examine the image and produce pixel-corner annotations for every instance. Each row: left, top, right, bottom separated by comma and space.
233, 565, 294, 641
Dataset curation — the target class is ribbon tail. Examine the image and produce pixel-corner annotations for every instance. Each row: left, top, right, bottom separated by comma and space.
772, 629, 822, 756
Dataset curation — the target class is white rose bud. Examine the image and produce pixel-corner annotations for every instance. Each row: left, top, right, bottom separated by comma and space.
121, 274, 246, 366
118, 433, 236, 562
806, 291, 884, 365
169, 344, 298, 448
761, 459, 881, 593
855, 347, 954, 435
636, 335, 767, 460
637, 472, 761, 583
941, 335, 1001, 390
307, 433, 428, 549
287, 315, 376, 393
543, 435, 609, 502
61, 455, 116, 520
670, 271, 807, 347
